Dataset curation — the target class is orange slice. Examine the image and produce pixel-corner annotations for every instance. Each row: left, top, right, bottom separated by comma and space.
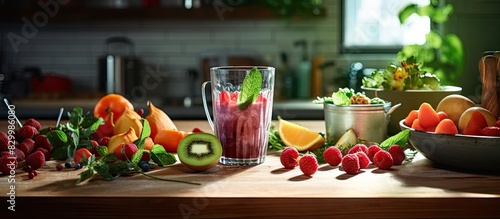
278, 118, 325, 152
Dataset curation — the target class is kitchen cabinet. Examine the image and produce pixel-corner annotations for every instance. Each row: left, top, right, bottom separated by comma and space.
0, 4, 326, 22
1, 120, 499, 218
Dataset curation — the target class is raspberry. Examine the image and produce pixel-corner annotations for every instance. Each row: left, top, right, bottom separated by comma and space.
90, 140, 100, 154
388, 145, 405, 165
0, 156, 17, 175
35, 135, 52, 151
17, 125, 38, 141
367, 145, 382, 162
348, 144, 368, 155
0, 131, 9, 151
341, 154, 360, 174
136, 108, 145, 116
23, 118, 41, 131
13, 148, 25, 162
56, 163, 63, 171
99, 137, 110, 146
355, 152, 370, 169
373, 150, 393, 170
323, 146, 342, 166
141, 151, 151, 162
36, 147, 51, 161
26, 150, 45, 170
19, 138, 36, 156
115, 143, 138, 161
28, 171, 35, 179
298, 154, 318, 176
280, 147, 299, 169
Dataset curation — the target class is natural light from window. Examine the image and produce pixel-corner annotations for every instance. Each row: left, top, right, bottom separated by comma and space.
343, 0, 431, 51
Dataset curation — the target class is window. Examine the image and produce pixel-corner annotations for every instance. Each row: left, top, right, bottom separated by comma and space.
341, 0, 430, 53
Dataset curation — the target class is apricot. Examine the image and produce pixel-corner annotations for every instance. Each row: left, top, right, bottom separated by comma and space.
404, 110, 419, 127
418, 102, 440, 129
435, 119, 458, 135
411, 119, 425, 131
154, 129, 191, 153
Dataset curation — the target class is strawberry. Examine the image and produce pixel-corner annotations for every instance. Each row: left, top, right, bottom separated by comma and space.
388, 145, 406, 165
99, 137, 110, 146
19, 138, 36, 156
23, 118, 41, 131
355, 152, 370, 169
280, 147, 300, 169
494, 119, 500, 128
348, 144, 368, 155
17, 125, 38, 141
0, 131, 9, 151
74, 148, 93, 164
323, 146, 342, 166
26, 150, 45, 170
298, 154, 318, 176
89, 140, 99, 155
1, 151, 10, 157
192, 128, 204, 133
34, 135, 52, 151
0, 156, 17, 175
480, 126, 500, 137
114, 143, 138, 161
373, 150, 393, 170
367, 145, 382, 162
220, 91, 230, 105
13, 148, 25, 162
341, 153, 360, 174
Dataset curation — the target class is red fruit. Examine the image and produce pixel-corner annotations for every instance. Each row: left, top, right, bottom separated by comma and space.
463, 110, 489, 135
114, 143, 138, 161
36, 147, 51, 161
192, 128, 204, 133
17, 125, 38, 141
136, 108, 145, 116
494, 119, 500, 128
387, 145, 405, 165
355, 152, 370, 169
367, 145, 382, 162
480, 126, 500, 137
89, 140, 99, 154
0, 156, 17, 175
348, 144, 368, 155
99, 137, 110, 146
411, 119, 426, 131
341, 154, 360, 174
1, 151, 10, 157
280, 147, 300, 169
404, 110, 419, 127
19, 138, 36, 156
93, 112, 115, 140
13, 148, 25, 162
35, 135, 52, 150
0, 131, 9, 151
74, 148, 93, 164
435, 119, 458, 135
418, 103, 440, 129
56, 163, 63, 171
141, 151, 151, 162
298, 154, 318, 176
323, 146, 342, 166
26, 150, 45, 170
23, 118, 41, 131
373, 150, 393, 170
437, 111, 448, 121
220, 91, 230, 105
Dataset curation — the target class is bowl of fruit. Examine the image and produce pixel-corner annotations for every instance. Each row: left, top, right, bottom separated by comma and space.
399, 97, 500, 172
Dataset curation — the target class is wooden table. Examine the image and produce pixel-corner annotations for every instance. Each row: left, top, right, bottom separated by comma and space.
1, 120, 500, 218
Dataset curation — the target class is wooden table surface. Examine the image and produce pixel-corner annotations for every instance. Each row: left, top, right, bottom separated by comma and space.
1, 120, 500, 218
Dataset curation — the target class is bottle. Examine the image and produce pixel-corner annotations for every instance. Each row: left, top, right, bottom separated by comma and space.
281, 52, 296, 99
294, 40, 311, 99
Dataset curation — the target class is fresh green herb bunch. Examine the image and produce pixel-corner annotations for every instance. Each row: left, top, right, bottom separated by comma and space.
313, 87, 386, 106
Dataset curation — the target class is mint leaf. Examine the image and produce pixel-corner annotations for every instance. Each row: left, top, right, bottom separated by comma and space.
50, 146, 67, 160
46, 130, 68, 146
237, 67, 263, 111
68, 107, 84, 126
134, 119, 151, 150
77, 168, 94, 184
379, 129, 410, 150
96, 146, 108, 157
131, 149, 145, 165
151, 144, 177, 167
80, 117, 103, 138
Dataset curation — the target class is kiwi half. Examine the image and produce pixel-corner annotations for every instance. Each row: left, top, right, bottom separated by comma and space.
177, 133, 223, 172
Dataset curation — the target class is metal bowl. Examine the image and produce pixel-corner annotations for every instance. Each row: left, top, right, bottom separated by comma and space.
399, 120, 500, 172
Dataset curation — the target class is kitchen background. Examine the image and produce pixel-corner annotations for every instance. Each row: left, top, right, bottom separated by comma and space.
0, 0, 499, 120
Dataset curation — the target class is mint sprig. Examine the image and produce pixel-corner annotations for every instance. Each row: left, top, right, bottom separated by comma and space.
237, 67, 263, 111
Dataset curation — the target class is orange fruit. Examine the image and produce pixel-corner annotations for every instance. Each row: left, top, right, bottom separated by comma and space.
278, 118, 325, 152
154, 129, 191, 153
435, 119, 458, 135
418, 102, 440, 129
143, 137, 154, 151
404, 110, 419, 126
411, 119, 425, 131
74, 148, 92, 164
436, 94, 475, 126
437, 111, 448, 121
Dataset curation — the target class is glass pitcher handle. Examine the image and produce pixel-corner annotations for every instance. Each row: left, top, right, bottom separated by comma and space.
201, 81, 214, 130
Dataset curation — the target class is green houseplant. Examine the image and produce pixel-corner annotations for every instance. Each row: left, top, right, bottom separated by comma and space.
396, 0, 465, 86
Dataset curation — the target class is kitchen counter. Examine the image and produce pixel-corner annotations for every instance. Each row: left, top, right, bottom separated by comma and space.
1, 120, 500, 218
